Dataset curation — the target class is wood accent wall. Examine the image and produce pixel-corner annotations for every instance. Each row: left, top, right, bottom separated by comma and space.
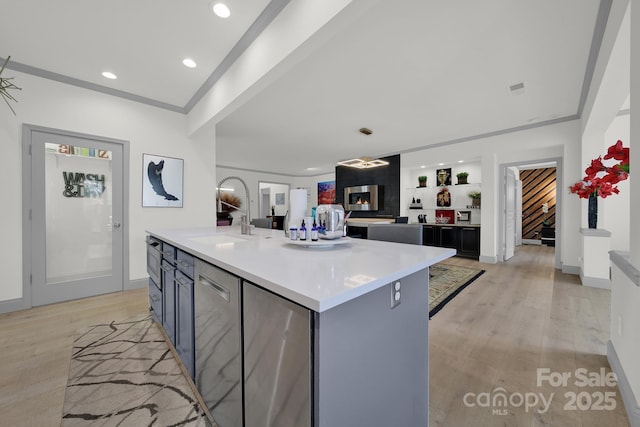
521, 168, 556, 240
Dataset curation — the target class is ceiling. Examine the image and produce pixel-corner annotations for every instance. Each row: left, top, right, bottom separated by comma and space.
1, 0, 606, 176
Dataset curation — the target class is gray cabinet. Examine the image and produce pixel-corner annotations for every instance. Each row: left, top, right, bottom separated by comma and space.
161, 259, 176, 344
175, 251, 195, 380
158, 242, 177, 345
146, 236, 163, 323
148, 278, 162, 324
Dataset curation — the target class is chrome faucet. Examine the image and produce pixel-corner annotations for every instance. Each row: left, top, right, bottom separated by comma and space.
216, 176, 252, 234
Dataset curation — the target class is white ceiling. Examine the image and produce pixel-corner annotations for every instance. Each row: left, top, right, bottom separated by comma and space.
0, 0, 273, 109
1, 0, 605, 176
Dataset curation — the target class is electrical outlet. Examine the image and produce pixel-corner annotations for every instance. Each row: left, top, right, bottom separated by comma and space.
390, 281, 401, 309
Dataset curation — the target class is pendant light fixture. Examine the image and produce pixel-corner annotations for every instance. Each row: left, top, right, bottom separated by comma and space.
337, 157, 389, 169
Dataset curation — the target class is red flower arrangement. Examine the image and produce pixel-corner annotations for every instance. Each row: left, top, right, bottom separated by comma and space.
569, 140, 630, 199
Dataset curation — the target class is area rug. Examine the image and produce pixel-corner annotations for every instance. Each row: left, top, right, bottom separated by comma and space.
61, 314, 211, 426
429, 263, 485, 318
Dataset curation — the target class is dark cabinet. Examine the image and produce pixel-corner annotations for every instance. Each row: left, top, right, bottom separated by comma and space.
346, 225, 368, 239
423, 225, 438, 246
421, 224, 480, 259
439, 226, 458, 249
459, 227, 480, 258
541, 226, 555, 246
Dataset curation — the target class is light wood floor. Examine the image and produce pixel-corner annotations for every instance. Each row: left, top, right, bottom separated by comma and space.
0, 245, 630, 426
0, 288, 148, 427
430, 245, 629, 426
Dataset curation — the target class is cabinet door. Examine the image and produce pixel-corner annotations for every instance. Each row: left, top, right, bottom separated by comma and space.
148, 278, 162, 324
161, 260, 176, 345
243, 281, 311, 427
423, 226, 438, 246
176, 270, 195, 379
459, 227, 480, 258
439, 226, 459, 249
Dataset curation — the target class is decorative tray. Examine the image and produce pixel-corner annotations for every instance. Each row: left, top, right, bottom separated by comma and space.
283, 236, 351, 248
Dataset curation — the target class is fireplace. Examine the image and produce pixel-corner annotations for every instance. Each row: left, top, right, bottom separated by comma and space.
344, 185, 379, 211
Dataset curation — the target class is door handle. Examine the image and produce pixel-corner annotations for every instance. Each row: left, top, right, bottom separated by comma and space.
112, 222, 121, 229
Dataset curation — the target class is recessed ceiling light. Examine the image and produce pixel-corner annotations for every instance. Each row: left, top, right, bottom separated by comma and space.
182, 58, 197, 68
438, 163, 444, 166
420, 165, 426, 169
102, 71, 117, 80
212, 3, 231, 18
458, 160, 464, 163
305, 167, 319, 171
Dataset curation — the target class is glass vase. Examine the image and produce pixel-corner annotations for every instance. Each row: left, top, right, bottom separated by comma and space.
588, 193, 598, 229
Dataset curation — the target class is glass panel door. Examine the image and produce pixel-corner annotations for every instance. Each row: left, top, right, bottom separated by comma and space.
30, 129, 124, 306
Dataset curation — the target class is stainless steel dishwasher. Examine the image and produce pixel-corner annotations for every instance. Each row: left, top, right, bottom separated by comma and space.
243, 281, 312, 427
194, 259, 243, 427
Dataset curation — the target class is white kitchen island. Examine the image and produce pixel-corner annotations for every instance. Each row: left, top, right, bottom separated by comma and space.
147, 226, 455, 427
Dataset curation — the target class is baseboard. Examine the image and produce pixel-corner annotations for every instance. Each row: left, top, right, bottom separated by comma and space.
522, 239, 542, 245
479, 255, 497, 264
126, 278, 148, 290
0, 297, 28, 315
562, 264, 580, 275
0, 281, 146, 315
579, 269, 612, 289
607, 340, 640, 427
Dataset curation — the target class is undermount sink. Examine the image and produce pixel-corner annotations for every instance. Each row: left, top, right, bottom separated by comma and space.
189, 235, 248, 245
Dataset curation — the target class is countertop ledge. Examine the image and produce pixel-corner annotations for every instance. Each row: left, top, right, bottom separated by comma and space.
610, 251, 640, 287
147, 226, 455, 312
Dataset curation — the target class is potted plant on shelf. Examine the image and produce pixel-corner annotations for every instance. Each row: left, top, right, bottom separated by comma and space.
456, 171, 469, 185
468, 191, 481, 208
418, 175, 427, 187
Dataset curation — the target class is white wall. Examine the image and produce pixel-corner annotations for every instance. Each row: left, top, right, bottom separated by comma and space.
214, 168, 336, 225
602, 113, 631, 251
400, 120, 581, 267
294, 173, 336, 214
216, 167, 295, 222
258, 182, 290, 217
610, 263, 640, 408
0, 72, 216, 305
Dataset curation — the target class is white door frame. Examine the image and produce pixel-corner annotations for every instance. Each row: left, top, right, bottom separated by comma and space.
21, 124, 130, 308
504, 167, 517, 261
498, 157, 562, 269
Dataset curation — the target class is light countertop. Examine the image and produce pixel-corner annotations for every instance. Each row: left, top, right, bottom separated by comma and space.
147, 226, 455, 312
346, 218, 395, 227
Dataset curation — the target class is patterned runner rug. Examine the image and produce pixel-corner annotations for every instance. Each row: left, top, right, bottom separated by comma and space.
429, 263, 485, 318
61, 314, 211, 426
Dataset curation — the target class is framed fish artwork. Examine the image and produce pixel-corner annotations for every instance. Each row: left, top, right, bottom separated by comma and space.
142, 153, 184, 207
